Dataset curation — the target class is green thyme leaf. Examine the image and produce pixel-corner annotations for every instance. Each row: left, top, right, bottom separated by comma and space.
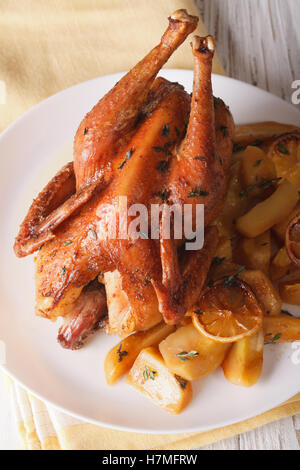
213, 97, 220, 109
233, 142, 245, 153
143, 366, 157, 381
89, 229, 98, 240
193, 309, 203, 315
268, 333, 282, 343
212, 256, 226, 266
239, 177, 281, 198
161, 123, 170, 138
118, 148, 133, 169
220, 125, 229, 138
278, 143, 290, 155
157, 160, 168, 173
194, 156, 207, 161
63, 239, 73, 246
223, 266, 245, 287
251, 139, 263, 147
253, 159, 262, 167
188, 186, 209, 198
176, 350, 199, 362
175, 126, 181, 137
117, 342, 128, 363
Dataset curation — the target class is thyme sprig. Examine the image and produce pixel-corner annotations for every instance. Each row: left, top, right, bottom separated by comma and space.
118, 148, 134, 170
143, 366, 157, 381
239, 177, 282, 199
176, 350, 199, 362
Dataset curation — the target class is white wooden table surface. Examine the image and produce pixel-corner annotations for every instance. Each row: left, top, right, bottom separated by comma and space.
196, 0, 300, 450
1, 0, 300, 451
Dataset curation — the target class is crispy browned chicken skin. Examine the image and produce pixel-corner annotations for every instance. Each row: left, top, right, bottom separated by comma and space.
14, 10, 234, 346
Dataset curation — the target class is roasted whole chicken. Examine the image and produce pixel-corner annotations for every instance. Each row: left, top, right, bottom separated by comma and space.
14, 10, 234, 349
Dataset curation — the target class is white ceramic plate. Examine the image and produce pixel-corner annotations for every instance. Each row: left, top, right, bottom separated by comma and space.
1, 70, 300, 434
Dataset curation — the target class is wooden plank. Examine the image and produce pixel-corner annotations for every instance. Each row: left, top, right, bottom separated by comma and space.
239, 417, 299, 450
199, 435, 240, 450
196, 0, 300, 103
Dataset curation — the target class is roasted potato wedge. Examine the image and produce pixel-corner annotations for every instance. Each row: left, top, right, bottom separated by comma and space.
159, 323, 231, 381
278, 280, 300, 306
240, 269, 282, 316
209, 261, 239, 283
214, 237, 233, 262
234, 122, 300, 145
282, 165, 300, 190
236, 180, 298, 238
104, 322, 175, 385
240, 146, 276, 191
267, 132, 300, 180
234, 231, 270, 273
213, 160, 249, 238
222, 329, 264, 387
127, 347, 193, 415
264, 314, 300, 342
270, 246, 295, 281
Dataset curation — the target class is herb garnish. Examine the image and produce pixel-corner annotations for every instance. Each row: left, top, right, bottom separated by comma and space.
176, 350, 199, 362
223, 266, 245, 287
220, 125, 228, 137
194, 156, 207, 161
212, 256, 226, 266
193, 309, 203, 315
116, 342, 128, 363
89, 228, 98, 240
213, 97, 220, 109
152, 142, 173, 157
118, 148, 133, 170
188, 186, 209, 198
143, 366, 157, 381
239, 177, 281, 198
157, 160, 168, 173
251, 139, 263, 147
253, 159, 262, 167
161, 124, 170, 138
62, 267, 67, 275
174, 375, 188, 389
175, 126, 181, 138
63, 239, 73, 246
266, 333, 282, 343
83, 127, 88, 135
44, 291, 51, 297
278, 143, 289, 155
233, 142, 245, 153
156, 189, 169, 201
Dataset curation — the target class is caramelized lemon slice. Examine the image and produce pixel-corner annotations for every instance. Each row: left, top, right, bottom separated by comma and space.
192, 278, 263, 343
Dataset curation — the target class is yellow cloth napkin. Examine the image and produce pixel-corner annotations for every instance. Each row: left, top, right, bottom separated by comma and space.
0, 0, 224, 132
5, 377, 300, 450
1, 0, 299, 451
